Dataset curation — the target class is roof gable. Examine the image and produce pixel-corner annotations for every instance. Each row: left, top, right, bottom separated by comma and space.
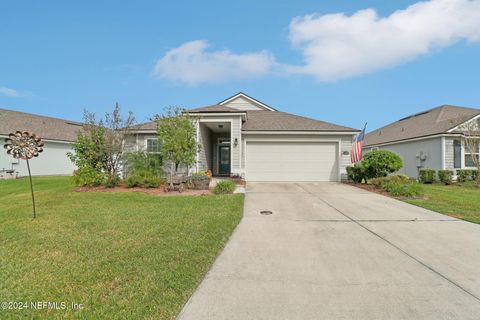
365, 105, 480, 146
218, 92, 277, 111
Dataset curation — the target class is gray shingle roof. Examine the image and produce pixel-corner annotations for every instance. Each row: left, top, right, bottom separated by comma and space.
129, 121, 157, 131
188, 105, 241, 113
365, 105, 480, 146
243, 110, 358, 132
0, 108, 82, 142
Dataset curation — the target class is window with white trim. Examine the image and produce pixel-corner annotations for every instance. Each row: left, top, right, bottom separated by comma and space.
146, 138, 160, 153
464, 139, 479, 167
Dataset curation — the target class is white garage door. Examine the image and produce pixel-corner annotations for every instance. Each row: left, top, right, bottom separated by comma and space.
245, 141, 338, 181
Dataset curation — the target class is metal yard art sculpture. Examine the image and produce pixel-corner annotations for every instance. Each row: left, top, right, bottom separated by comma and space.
3, 131, 44, 219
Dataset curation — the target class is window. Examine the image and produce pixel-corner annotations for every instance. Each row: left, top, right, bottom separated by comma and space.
146, 139, 160, 153
464, 139, 479, 167
453, 140, 461, 168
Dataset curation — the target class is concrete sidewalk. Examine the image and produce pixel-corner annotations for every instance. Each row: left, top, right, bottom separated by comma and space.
178, 182, 480, 320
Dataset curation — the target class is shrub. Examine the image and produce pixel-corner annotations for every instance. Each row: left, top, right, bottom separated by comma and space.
456, 169, 472, 182
382, 180, 423, 198
369, 174, 411, 189
438, 170, 454, 185
105, 175, 121, 188
143, 176, 163, 188
346, 164, 367, 183
124, 152, 164, 188
368, 174, 423, 198
125, 174, 163, 188
472, 169, 478, 181
72, 167, 106, 187
125, 175, 140, 188
362, 150, 403, 180
213, 179, 236, 194
418, 169, 436, 184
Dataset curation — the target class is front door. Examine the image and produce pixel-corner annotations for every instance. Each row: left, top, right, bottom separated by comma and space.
219, 146, 231, 175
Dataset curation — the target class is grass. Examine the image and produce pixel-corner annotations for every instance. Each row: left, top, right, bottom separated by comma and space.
405, 182, 480, 224
0, 176, 244, 319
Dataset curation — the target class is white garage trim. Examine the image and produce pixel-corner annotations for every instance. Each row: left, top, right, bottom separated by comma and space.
245, 139, 341, 182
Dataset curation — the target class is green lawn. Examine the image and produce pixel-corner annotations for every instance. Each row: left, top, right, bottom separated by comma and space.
406, 182, 480, 224
0, 176, 244, 319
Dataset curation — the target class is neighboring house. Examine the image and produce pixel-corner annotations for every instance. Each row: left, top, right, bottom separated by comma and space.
0, 108, 80, 177
364, 105, 480, 178
127, 92, 359, 182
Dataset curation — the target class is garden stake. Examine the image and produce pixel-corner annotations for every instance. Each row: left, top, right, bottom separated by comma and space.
3, 131, 44, 219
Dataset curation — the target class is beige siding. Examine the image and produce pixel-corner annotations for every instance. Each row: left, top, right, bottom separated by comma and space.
340, 136, 353, 180
198, 124, 212, 172
231, 117, 242, 173
124, 134, 137, 152
445, 137, 455, 170
222, 96, 265, 111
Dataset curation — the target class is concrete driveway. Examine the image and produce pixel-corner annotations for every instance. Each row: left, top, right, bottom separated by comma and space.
178, 182, 480, 320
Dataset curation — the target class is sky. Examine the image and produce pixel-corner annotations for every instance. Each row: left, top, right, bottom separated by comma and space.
1, 0, 480, 131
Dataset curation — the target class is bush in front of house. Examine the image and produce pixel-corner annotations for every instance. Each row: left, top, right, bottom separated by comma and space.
438, 170, 454, 185
124, 152, 164, 188
72, 166, 106, 187
105, 176, 121, 188
125, 175, 163, 188
369, 174, 423, 198
369, 174, 411, 188
456, 169, 471, 182
362, 150, 403, 180
457, 169, 478, 182
213, 179, 236, 194
346, 164, 367, 183
383, 180, 423, 198
418, 169, 436, 184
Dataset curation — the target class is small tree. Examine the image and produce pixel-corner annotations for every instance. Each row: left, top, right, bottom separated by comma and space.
68, 103, 135, 186
155, 107, 197, 179
460, 117, 480, 185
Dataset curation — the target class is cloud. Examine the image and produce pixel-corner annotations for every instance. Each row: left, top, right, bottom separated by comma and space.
287, 0, 480, 81
152, 40, 276, 85
0, 86, 21, 97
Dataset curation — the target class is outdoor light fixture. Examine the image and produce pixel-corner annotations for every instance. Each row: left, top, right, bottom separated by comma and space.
234, 138, 238, 147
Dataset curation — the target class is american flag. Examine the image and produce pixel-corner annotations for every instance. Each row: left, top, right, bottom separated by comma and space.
351, 124, 366, 163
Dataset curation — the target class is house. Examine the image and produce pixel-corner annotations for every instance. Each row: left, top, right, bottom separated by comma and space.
127, 93, 359, 182
364, 105, 480, 178
0, 108, 80, 177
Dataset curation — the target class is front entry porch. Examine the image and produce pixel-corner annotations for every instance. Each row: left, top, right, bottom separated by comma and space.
197, 121, 232, 177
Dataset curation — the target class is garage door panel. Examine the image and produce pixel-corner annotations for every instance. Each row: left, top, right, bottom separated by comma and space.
246, 142, 338, 181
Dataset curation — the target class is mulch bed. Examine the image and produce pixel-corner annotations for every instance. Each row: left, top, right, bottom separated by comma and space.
74, 185, 212, 197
